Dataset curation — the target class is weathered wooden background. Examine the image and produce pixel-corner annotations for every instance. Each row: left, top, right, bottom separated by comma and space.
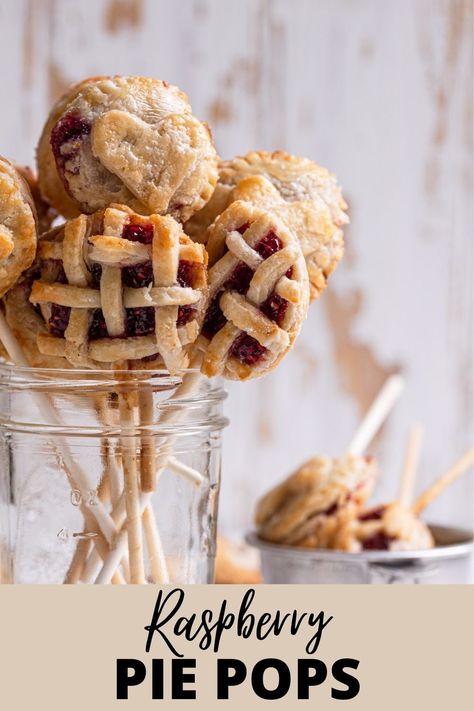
0, 0, 472, 533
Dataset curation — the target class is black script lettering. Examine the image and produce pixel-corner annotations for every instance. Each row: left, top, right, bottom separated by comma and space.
306, 612, 334, 654
237, 589, 256, 637
145, 588, 185, 657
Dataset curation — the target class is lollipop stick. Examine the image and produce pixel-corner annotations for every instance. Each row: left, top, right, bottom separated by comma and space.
347, 374, 405, 456
94, 362, 204, 584
143, 505, 169, 583
412, 448, 474, 515
398, 424, 424, 507
118, 388, 146, 584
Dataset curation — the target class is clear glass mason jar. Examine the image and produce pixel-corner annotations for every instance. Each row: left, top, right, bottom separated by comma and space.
0, 363, 227, 584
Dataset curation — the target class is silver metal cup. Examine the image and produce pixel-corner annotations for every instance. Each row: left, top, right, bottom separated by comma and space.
247, 525, 473, 583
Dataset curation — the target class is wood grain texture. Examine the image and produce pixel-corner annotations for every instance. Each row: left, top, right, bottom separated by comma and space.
0, 0, 471, 534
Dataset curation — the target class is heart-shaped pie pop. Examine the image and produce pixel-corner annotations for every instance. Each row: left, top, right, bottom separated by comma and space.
37, 76, 218, 223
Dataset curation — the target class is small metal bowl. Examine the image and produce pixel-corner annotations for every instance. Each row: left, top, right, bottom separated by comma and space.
246, 525, 474, 583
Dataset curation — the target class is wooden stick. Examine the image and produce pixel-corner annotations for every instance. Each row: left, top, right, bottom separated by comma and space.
118, 389, 146, 584
143, 506, 170, 583
347, 374, 405, 456
412, 448, 474, 515
168, 456, 204, 486
398, 424, 424, 507
139, 386, 156, 493
94, 361, 204, 584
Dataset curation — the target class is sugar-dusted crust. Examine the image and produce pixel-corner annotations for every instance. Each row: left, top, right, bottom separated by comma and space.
185, 151, 347, 300
29, 204, 208, 371
197, 200, 309, 380
0, 156, 38, 298
255, 455, 377, 547
37, 75, 218, 222
332, 502, 435, 552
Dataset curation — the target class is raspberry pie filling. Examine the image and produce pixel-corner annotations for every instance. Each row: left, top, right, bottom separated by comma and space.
45, 217, 199, 344
202, 228, 291, 366
50, 112, 91, 182
358, 506, 393, 550
358, 505, 386, 522
361, 532, 394, 551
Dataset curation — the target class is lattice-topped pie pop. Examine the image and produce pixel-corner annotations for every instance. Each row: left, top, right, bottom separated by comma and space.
255, 455, 377, 547
197, 200, 310, 380
37, 75, 218, 222
29, 204, 208, 371
185, 150, 347, 300
0, 156, 38, 298
332, 502, 435, 552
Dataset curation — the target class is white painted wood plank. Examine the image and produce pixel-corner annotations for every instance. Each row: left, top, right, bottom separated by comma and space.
0, 0, 470, 535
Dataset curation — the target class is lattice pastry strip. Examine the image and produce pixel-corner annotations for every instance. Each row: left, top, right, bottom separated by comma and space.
198, 201, 309, 380
30, 204, 208, 372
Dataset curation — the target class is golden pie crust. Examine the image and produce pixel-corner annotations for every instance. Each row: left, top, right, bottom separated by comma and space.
185, 151, 347, 300
332, 502, 435, 552
197, 200, 309, 380
0, 156, 37, 298
29, 204, 208, 371
37, 75, 218, 222
255, 455, 377, 547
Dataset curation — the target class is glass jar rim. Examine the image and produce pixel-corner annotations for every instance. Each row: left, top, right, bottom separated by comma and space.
0, 360, 229, 437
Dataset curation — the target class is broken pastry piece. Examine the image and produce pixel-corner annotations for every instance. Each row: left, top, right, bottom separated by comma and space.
256, 455, 377, 547
29, 203, 208, 371
185, 150, 347, 300
37, 75, 218, 222
197, 200, 309, 380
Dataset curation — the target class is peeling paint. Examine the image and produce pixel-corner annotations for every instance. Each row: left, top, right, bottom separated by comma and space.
206, 97, 234, 126
324, 289, 400, 419
104, 0, 143, 34
48, 61, 70, 105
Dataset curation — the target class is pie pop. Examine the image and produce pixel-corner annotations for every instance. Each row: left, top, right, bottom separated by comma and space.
185, 151, 347, 301
255, 375, 405, 548
37, 75, 218, 221
0, 156, 37, 298
198, 200, 309, 379
256, 454, 378, 547
333, 449, 474, 552
0, 73, 349, 585
29, 204, 208, 372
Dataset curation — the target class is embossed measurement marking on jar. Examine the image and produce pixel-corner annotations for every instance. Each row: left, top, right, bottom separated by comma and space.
70, 489, 99, 506
56, 528, 98, 541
